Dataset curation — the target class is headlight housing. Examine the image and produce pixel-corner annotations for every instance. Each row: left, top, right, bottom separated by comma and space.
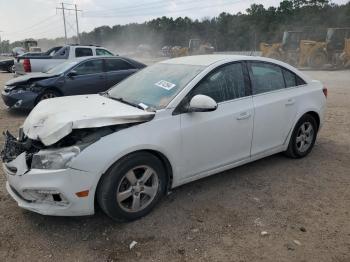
31, 146, 80, 170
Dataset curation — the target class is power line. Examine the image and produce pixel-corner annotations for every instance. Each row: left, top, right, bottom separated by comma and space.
84, 0, 250, 16
84, 0, 249, 18
5, 15, 57, 36
84, 0, 171, 14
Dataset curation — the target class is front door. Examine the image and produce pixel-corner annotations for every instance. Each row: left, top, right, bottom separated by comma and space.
178, 62, 254, 180
63, 59, 107, 95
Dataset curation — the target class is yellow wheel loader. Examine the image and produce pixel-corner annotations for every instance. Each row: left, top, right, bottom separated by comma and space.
170, 39, 215, 58
299, 28, 350, 69
260, 31, 309, 65
340, 38, 350, 68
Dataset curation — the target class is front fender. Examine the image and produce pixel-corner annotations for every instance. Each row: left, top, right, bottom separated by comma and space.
69, 114, 181, 188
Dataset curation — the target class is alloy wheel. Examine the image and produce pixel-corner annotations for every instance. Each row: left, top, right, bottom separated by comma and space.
116, 165, 159, 213
296, 122, 314, 153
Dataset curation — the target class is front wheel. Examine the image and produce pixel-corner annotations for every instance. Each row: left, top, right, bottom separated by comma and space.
284, 114, 318, 158
7, 64, 14, 73
97, 152, 167, 221
37, 90, 60, 104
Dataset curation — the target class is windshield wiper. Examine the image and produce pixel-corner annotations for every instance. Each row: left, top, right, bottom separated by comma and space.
109, 96, 146, 111
101, 92, 156, 112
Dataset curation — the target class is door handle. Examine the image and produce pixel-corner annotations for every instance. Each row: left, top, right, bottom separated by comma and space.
237, 112, 251, 120
285, 98, 295, 106
98, 75, 105, 79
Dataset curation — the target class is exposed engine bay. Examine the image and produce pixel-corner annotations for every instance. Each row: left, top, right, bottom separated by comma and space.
1, 123, 135, 166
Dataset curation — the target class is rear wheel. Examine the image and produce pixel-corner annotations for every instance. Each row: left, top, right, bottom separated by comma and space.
97, 152, 167, 221
285, 114, 318, 158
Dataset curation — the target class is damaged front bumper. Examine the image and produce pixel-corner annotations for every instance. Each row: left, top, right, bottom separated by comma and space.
1, 131, 96, 216
1, 89, 38, 109
3, 166, 95, 216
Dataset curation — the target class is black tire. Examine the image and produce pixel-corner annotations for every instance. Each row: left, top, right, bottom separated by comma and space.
97, 152, 167, 222
284, 114, 318, 158
7, 64, 13, 73
308, 52, 327, 69
36, 89, 60, 104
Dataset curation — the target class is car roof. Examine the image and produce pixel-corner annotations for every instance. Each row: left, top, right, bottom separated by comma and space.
69, 56, 146, 67
160, 54, 311, 82
160, 54, 262, 66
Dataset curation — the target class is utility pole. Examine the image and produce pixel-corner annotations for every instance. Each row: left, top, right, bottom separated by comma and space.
75, 4, 80, 44
57, 3, 82, 44
0, 31, 3, 54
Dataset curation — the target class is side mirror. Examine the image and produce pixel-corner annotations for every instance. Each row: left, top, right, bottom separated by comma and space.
188, 94, 217, 112
67, 70, 77, 78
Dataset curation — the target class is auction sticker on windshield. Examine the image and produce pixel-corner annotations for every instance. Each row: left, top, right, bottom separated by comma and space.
155, 80, 176, 90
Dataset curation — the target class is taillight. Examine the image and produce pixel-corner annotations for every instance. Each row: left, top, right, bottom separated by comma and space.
23, 59, 31, 72
322, 87, 328, 98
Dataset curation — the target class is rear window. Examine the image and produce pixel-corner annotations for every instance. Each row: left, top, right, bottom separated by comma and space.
282, 69, 306, 87
75, 48, 93, 57
52, 46, 69, 59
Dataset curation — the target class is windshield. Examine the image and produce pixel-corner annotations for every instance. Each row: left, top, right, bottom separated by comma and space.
108, 63, 204, 110
45, 60, 79, 74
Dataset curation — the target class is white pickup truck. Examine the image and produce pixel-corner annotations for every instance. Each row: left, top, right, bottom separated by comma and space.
14, 45, 115, 75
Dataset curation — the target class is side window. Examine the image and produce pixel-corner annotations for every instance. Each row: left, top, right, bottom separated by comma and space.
249, 62, 285, 95
96, 49, 114, 56
73, 60, 103, 75
282, 68, 306, 87
105, 59, 135, 71
189, 63, 246, 103
75, 48, 93, 57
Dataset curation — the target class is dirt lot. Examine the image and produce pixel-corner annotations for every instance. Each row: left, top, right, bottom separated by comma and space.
0, 68, 349, 262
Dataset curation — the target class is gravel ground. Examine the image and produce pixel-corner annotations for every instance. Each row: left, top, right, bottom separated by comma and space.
0, 67, 349, 262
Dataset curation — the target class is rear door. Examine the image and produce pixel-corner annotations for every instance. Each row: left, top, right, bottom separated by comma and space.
178, 62, 254, 180
248, 61, 302, 156
105, 58, 138, 88
63, 59, 107, 95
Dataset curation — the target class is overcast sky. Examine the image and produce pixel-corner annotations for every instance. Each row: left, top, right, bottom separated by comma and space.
0, 0, 348, 42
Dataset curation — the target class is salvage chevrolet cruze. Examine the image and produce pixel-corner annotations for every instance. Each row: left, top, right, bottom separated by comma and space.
1, 55, 327, 221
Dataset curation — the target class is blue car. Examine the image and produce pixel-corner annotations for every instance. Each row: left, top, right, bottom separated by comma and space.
2, 56, 146, 110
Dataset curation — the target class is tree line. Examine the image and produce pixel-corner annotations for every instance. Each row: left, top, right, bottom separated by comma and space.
4, 0, 350, 53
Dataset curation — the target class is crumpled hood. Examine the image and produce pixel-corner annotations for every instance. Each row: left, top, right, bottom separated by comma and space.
23, 94, 155, 146
6, 72, 58, 86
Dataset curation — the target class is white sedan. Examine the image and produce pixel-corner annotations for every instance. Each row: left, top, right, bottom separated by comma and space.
1, 55, 327, 221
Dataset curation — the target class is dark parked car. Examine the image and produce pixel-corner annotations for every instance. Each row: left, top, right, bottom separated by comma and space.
0, 59, 14, 73
2, 56, 146, 109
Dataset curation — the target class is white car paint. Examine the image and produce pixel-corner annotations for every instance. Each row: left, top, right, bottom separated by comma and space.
23, 94, 155, 146
2, 55, 326, 216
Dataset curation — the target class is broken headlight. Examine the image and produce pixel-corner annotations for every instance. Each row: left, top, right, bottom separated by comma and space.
31, 146, 80, 170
